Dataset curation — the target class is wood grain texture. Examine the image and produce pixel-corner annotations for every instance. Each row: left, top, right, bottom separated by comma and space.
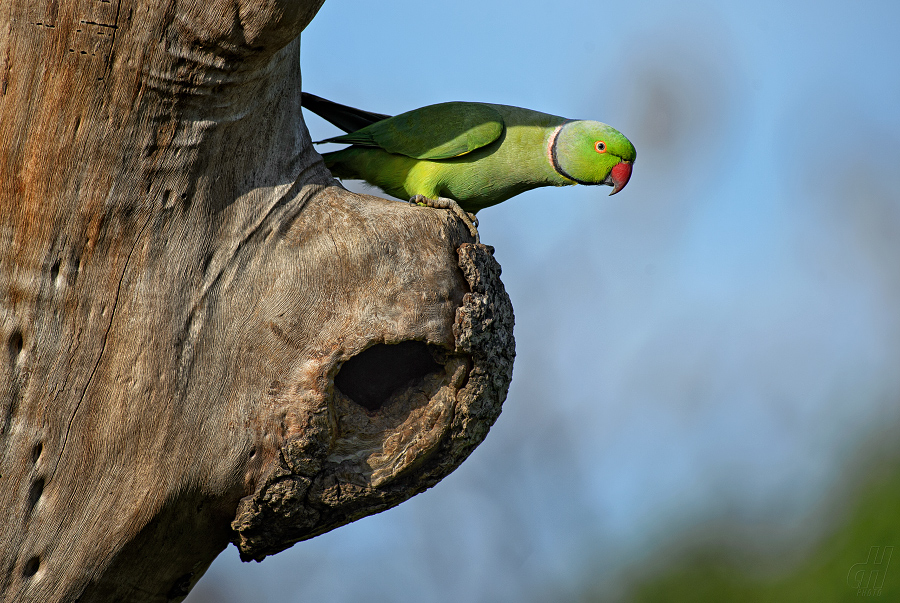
0, 1, 515, 601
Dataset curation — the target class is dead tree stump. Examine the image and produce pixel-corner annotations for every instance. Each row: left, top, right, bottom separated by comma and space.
0, 1, 515, 601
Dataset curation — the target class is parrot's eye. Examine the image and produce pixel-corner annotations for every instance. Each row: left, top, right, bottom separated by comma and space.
594, 140, 607, 153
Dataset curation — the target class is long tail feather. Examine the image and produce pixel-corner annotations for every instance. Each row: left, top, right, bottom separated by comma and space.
301, 92, 391, 134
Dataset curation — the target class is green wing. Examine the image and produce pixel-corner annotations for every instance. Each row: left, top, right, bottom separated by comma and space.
318, 102, 505, 161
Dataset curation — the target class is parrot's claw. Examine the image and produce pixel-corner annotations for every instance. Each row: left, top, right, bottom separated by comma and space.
409, 195, 480, 244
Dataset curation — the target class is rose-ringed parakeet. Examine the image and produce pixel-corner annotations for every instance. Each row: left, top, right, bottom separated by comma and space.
302, 92, 636, 243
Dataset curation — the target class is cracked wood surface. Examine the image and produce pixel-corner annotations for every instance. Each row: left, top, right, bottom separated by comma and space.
0, 1, 515, 601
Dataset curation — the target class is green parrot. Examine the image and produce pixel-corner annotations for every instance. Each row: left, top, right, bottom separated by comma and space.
302, 92, 636, 242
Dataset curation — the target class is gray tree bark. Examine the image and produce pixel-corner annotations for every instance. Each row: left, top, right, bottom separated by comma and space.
0, 1, 515, 601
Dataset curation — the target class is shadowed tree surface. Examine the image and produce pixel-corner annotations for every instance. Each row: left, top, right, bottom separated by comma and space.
0, 1, 514, 601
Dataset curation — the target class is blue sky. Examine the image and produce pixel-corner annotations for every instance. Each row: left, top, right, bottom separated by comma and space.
188, 1, 900, 601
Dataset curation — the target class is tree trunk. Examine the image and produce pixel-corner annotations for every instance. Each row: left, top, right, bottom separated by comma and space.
0, 2, 515, 601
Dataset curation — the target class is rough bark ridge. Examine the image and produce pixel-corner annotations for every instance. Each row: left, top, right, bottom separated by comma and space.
0, 1, 515, 601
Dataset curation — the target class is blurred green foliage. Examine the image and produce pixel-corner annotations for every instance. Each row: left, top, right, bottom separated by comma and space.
609, 450, 900, 602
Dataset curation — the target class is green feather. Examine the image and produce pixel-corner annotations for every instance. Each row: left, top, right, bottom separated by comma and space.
318, 102, 504, 161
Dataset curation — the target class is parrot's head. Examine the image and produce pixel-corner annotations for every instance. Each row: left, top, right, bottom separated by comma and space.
551, 120, 636, 195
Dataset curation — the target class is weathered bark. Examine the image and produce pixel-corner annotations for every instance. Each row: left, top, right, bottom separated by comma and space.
0, 2, 515, 602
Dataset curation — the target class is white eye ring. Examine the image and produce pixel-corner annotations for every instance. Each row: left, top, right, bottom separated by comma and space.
594, 140, 607, 153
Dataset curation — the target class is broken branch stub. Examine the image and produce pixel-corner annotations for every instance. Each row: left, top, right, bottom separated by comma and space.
232, 233, 516, 561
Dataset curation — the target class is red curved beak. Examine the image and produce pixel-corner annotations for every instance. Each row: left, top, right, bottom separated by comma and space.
608, 161, 633, 195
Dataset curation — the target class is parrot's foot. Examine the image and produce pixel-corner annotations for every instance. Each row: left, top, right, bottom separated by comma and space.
409, 195, 480, 244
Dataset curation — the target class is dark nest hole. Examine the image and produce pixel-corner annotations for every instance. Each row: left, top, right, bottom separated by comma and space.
335, 341, 443, 412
